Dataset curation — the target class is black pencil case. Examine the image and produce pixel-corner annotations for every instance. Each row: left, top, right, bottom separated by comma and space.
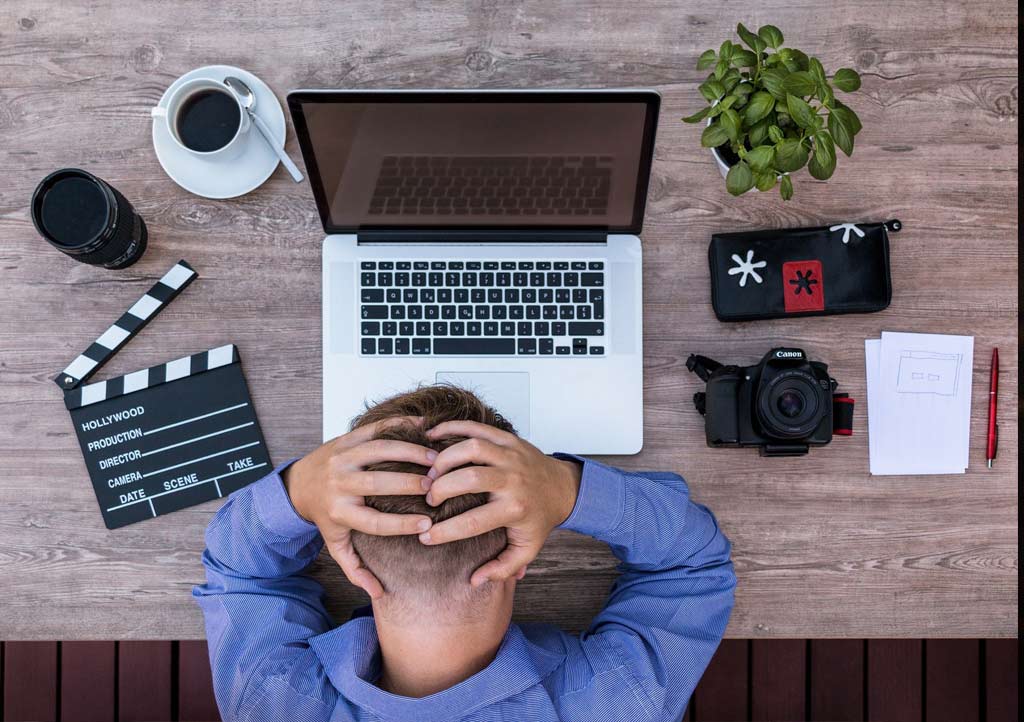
708, 219, 900, 322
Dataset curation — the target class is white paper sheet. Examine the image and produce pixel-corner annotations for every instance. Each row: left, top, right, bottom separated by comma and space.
865, 332, 974, 475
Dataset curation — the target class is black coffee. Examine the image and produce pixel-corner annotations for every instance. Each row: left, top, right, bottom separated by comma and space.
39, 175, 109, 247
175, 89, 241, 152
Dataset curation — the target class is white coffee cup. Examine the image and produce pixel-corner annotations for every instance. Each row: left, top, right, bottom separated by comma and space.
151, 78, 251, 160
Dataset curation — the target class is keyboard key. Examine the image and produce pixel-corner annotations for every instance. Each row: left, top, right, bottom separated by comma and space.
455, 289, 469, 303
416, 321, 431, 335
449, 261, 464, 270
362, 338, 376, 354
537, 261, 551, 270
590, 346, 605, 354
397, 261, 411, 270
556, 346, 571, 355
450, 321, 465, 336
386, 289, 401, 303
513, 272, 528, 287
581, 273, 604, 287
362, 305, 388, 319
540, 338, 554, 354
445, 272, 460, 286
390, 306, 405, 319
434, 338, 515, 354
431, 261, 446, 270
534, 322, 549, 335
571, 261, 586, 270
403, 289, 418, 303
399, 322, 414, 336
547, 272, 561, 286
438, 289, 452, 303
543, 305, 558, 319
467, 262, 482, 270
433, 322, 447, 336
488, 289, 502, 303
556, 289, 570, 303
429, 272, 443, 286
510, 306, 524, 319
425, 305, 439, 319
463, 272, 477, 286
468, 322, 482, 335
526, 306, 540, 320
484, 261, 499, 270
555, 261, 569, 270
421, 289, 435, 303
395, 338, 410, 354
517, 338, 537, 354
518, 261, 534, 270
361, 261, 376, 270
568, 322, 604, 336
379, 262, 394, 270
382, 322, 397, 336
573, 338, 588, 355
414, 261, 429, 270
539, 289, 554, 303
361, 289, 384, 302
522, 289, 537, 303
501, 262, 516, 270
500, 321, 515, 336
572, 289, 587, 303
361, 321, 380, 335
563, 272, 579, 287
475, 306, 490, 319
413, 272, 427, 286
408, 305, 423, 319
588, 261, 604, 270
378, 338, 393, 354
395, 273, 410, 287
518, 321, 532, 336
497, 273, 511, 287
577, 305, 591, 320
589, 289, 604, 302
559, 306, 575, 319
552, 322, 567, 336
412, 338, 431, 354
361, 272, 375, 286
442, 306, 456, 319
492, 306, 508, 319
378, 272, 393, 285
502, 289, 518, 303
458, 305, 473, 319
484, 322, 499, 336
471, 289, 486, 303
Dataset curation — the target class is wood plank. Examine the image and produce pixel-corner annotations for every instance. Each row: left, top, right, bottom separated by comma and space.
3, 641, 58, 722
984, 639, 1018, 722
751, 639, 806, 721
61, 641, 116, 722
866, 639, 922, 722
692, 639, 749, 721
925, 639, 980, 722
809, 639, 863, 721
117, 641, 172, 722
178, 640, 221, 721
0, 0, 1018, 640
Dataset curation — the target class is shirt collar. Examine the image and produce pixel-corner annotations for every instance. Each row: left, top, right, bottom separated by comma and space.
309, 618, 564, 722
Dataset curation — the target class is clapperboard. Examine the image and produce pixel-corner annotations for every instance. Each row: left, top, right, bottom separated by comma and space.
57, 260, 272, 529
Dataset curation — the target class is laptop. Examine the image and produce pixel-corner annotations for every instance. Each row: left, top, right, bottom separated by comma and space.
288, 90, 660, 454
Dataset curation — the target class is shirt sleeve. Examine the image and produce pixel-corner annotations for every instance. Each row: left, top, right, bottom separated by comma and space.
554, 454, 737, 721
192, 461, 340, 722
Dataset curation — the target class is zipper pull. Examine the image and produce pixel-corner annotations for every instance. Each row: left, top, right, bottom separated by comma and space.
884, 219, 903, 232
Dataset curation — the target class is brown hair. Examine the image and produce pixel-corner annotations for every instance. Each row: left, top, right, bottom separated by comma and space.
349, 385, 514, 610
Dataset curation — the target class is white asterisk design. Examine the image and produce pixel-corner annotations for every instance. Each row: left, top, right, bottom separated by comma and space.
728, 249, 767, 287
829, 222, 865, 244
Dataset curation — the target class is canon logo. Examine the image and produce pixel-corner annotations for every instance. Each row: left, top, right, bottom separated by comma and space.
775, 350, 803, 358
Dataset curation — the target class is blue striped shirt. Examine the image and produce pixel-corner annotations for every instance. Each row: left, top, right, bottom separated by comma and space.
194, 455, 736, 721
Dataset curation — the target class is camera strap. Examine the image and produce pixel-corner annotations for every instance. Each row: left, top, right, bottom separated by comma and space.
833, 393, 854, 435
685, 354, 721, 382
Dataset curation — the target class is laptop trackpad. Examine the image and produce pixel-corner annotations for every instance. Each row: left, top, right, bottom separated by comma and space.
435, 372, 530, 438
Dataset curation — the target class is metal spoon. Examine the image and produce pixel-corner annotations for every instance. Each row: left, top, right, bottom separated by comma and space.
224, 76, 304, 183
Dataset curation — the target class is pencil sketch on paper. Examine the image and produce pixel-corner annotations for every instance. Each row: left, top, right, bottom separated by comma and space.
896, 350, 961, 396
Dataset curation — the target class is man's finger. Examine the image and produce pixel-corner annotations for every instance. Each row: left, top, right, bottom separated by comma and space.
418, 502, 507, 545
346, 471, 430, 496
333, 416, 424, 450
327, 538, 384, 599
470, 545, 537, 587
426, 420, 517, 447
345, 505, 432, 536
427, 437, 507, 478
426, 466, 503, 506
347, 439, 438, 469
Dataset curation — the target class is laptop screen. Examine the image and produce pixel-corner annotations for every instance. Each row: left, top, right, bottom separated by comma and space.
288, 91, 660, 234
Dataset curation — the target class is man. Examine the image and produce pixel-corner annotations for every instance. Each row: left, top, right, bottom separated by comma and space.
195, 386, 735, 721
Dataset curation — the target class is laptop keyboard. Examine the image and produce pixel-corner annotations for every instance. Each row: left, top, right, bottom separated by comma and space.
369, 156, 612, 217
359, 260, 606, 356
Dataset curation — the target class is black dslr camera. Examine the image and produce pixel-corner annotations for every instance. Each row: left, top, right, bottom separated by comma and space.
686, 348, 852, 457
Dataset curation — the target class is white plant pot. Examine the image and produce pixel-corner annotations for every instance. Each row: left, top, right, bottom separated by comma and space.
710, 144, 732, 180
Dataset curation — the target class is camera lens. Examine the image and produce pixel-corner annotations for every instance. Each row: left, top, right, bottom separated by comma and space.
757, 369, 827, 439
777, 390, 805, 418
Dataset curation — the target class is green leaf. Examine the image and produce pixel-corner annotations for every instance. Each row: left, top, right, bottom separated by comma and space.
745, 145, 776, 172
786, 94, 817, 129
757, 24, 784, 48
699, 80, 725, 102
748, 119, 771, 146
782, 71, 817, 97
732, 82, 755, 97
726, 161, 755, 195
732, 49, 758, 67
833, 68, 862, 92
719, 108, 742, 141
719, 40, 734, 60
701, 122, 730, 148
768, 125, 785, 143
818, 82, 835, 108
780, 174, 794, 200
808, 132, 837, 179
776, 111, 792, 127
737, 23, 766, 53
754, 170, 778, 191
832, 103, 863, 134
713, 58, 729, 79
761, 68, 790, 100
828, 111, 855, 155
682, 107, 711, 123
774, 138, 810, 172
743, 91, 775, 126
808, 57, 826, 85
697, 49, 717, 70
787, 49, 810, 71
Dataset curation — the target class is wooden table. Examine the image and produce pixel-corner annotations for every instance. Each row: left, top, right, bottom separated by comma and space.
0, 0, 1017, 640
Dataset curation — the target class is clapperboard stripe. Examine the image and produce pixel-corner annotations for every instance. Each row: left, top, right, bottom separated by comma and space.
64, 344, 239, 410
55, 260, 197, 390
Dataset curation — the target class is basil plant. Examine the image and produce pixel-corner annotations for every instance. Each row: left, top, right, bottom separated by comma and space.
683, 23, 863, 199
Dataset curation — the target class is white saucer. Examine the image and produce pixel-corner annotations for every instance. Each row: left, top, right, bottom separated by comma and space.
152, 65, 286, 199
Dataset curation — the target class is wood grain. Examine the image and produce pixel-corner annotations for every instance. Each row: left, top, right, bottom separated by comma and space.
866, 639, 923, 721
0, 0, 1017, 639
61, 642, 116, 722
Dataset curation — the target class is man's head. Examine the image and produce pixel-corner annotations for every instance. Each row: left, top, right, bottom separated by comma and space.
349, 385, 514, 619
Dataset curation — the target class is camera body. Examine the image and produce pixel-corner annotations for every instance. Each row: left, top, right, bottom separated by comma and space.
691, 348, 839, 457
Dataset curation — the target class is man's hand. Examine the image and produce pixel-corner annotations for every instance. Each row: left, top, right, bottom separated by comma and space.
282, 418, 437, 599
419, 421, 581, 587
